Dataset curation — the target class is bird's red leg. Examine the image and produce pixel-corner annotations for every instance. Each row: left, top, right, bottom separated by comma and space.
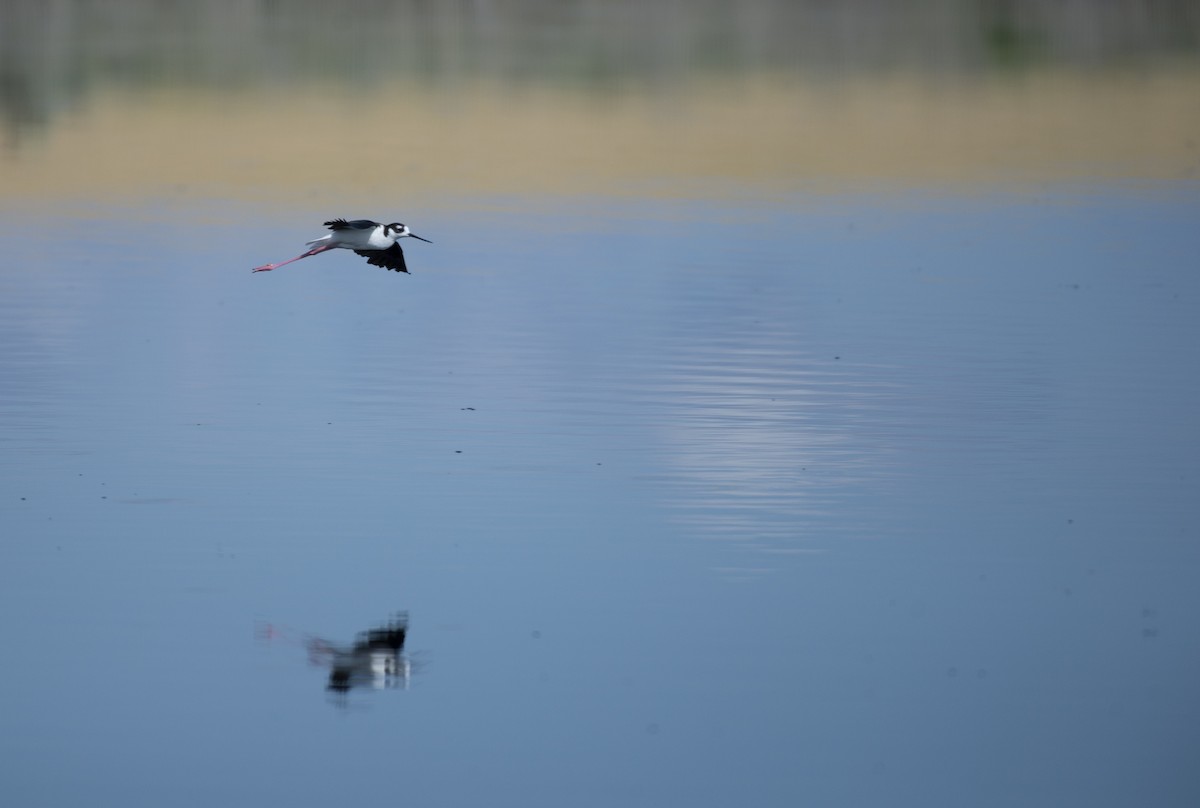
252, 245, 333, 273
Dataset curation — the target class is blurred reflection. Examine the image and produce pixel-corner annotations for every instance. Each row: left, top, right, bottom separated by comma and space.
651, 343, 893, 551
260, 613, 412, 695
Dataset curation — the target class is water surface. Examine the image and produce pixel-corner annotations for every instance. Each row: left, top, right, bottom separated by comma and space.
2, 3, 1199, 807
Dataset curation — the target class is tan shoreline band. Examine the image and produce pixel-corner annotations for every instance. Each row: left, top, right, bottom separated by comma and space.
4, 70, 1198, 205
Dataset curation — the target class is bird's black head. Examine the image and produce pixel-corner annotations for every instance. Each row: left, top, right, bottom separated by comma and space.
386, 222, 432, 243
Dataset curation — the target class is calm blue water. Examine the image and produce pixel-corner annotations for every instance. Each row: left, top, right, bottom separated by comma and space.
2, 186, 1199, 806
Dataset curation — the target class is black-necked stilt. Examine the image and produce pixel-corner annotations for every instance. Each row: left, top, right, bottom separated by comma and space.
252, 218, 432, 274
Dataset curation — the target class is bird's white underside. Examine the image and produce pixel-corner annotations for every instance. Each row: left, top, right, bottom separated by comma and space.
306, 225, 396, 251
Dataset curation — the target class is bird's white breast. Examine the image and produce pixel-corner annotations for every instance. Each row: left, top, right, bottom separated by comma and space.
363, 227, 396, 249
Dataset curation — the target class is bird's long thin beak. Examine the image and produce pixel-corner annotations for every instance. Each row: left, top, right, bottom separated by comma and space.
409, 234, 432, 243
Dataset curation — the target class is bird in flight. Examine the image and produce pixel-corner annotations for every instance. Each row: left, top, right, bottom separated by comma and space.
252, 218, 432, 274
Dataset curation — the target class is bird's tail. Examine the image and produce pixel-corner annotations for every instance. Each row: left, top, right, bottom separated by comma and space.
305, 234, 332, 248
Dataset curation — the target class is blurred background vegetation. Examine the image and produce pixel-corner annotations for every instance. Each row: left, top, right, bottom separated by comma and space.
2, 1, 1198, 202
5, 0, 1199, 140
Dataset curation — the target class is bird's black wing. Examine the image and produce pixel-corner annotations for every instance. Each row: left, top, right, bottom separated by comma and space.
355, 243, 409, 273
325, 218, 378, 231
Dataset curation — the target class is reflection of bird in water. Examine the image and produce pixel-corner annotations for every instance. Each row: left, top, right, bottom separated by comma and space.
259, 613, 412, 694
309, 616, 411, 693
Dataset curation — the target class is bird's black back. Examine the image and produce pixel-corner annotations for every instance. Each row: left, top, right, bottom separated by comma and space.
324, 218, 378, 231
